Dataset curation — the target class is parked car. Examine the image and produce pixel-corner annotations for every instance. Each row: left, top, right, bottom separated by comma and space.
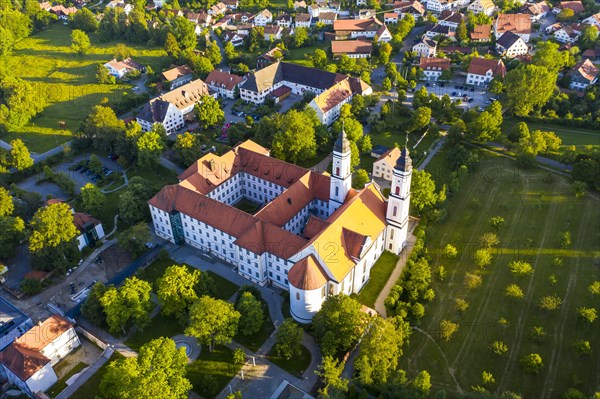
468, 98, 474, 103
452, 91, 457, 96
425, 83, 430, 87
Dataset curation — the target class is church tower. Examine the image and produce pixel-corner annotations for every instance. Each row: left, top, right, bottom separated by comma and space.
385, 146, 412, 254
329, 127, 352, 215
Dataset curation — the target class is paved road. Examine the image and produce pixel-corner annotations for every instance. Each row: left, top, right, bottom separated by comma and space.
159, 156, 184, 175
209, 30, 228, 70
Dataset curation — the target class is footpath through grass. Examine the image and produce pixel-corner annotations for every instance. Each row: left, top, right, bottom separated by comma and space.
356, 251, 399, 308
2, 24, 168, 153
400, 155, 600, 398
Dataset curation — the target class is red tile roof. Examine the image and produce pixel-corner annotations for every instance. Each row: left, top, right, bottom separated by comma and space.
467, 57, 506, 78
16, 315, 74, 352
331, 40, 373, 55
288, 255, 328, 290
205, 70, 244, 91
419, 57, 451, 71
496, 13, 532, 34
0, 343, 51, 381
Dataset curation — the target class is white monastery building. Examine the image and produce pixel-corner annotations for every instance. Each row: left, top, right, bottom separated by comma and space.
148, 138, 415, 322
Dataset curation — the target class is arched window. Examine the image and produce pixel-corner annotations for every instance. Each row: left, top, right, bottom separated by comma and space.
393, 206, 397, 217
395, 186, 400, 195
336, 167, 340, 176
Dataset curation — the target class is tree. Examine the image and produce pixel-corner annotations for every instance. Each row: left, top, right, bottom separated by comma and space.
236, 291, 264, 336
440, 320, 459, 341
157, 265, 201, 319
505, 283, 524, 300
442, 244, 458, 259
382, 77, 392, 91
206, 40, 222, 66
224, 41, 237, 61
560, 230, 572, 248
9, 139, 34, 171
310, 48, 329, 69
249, 26, 264, 52
195, 95, 224, 129
505, 65, 556, 116
71, 29, 91, 56
355, 316, 407, 385
136, 129, 164, 168
579, 25, 599, 50
538, 294, 563, 311
0, 78, 46, 130
490, 340, 508, 356
316, 356, 348, 399
464, 272, 482, 289
88, 154, 103, 175
378, 42, 392, 65
589, 281, 600, 296
521, 353, 543, 374
271, 109, 318, 163
410, 170, 438, 212
0, 215, 26, 259
0, 187, 14, 217
294, 26, 309, 47
96, 63, 116, 84
479, 232, 499, 248
456, 20, 468, 42
412, 370, 431, 396
118, 177, 155, 225
466, 101, 503, 142
352, 169, 369, 189
118, 223, 151, 258
29, 203, 77, 252
455, 298, 469, 313
113, 43, 132, 61
573, 340, 592, 356
577, 306, 597, 325
313, 295, 367, 356
100, 337, 192, 399
80, 105, 125, 152
274, 318, 303, 360
101, 277, 153, 335
174, 132, 201, 167
165, 32, 181, 57
72, 8, 98, 32
190, 54, 214, 78
489, 216, 504, 231
408, 107, 431, 132
81, 282, 108, 327
80, 183, 106, 214
557, 8, 575, 21
508, 261, 533, 277
474, 248, 492, 269
186, 296, 240, 351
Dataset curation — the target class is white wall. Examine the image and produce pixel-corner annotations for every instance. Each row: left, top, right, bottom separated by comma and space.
40, 328, 81, 365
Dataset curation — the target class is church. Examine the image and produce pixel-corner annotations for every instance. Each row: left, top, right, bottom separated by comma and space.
147, 131, 413, 322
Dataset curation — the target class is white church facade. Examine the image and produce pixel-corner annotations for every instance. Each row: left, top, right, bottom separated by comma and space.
148, 135, 413, 323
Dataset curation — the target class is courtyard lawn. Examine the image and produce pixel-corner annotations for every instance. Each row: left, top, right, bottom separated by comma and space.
187, 346, 242, 399
47, 361, 88, 398
234, 310, 275, 352
233, 198, 262, 214
399, 154, 600, 398
267, 344, 312, 377
285, 43, 330, 67
125, 313, 185, 352
70, 352, 125, 399
356, 251, 399, 308
1, 24, 168, 153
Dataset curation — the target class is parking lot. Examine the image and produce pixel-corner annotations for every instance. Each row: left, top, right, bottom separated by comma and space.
412, 80, 495, 111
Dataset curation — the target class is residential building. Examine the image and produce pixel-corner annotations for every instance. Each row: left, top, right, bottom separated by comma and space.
439, 11, 463, 29
553, 24, 587, 43
206, 70, 245, 99
522, 1, 550, 21
254, 9, 273, 26
424, 24, 456, 41
264, 24, 284, 40
275, 14, 293, 27
496, 30, 528, 57
161, 65, 193, 89
467, 0, 496, 16
426, 0, 455, 13
256, 47, 284, 69
74, 212, 105, 250
107, 0, 133, 14
466, 57, 506, 86
240, 61, 371, 111
209, 2, 227, 14
569, 59, 599, 90
494, 13, 532, 42
295, 13, 312, 27
223, 30, 247, 47
419, 57, 451, 80
412, 38, 437, 57
46, 4, 78, 20
392, 0, 425, 19
556, 1, 585, 14
582, 47, 600, 63
372, 147, 401, 181
333, 17, 391, 42
331, 40, 373, 58
147, 137, 414, 323
0, 316, 80, 398
0, 298, 33, 351
384, 12, 399, 24
309, 77, 372, 124
223, 0, 239, 9
294, 0, 308, 9
319, 11, 338, 24
103, 58, 143, 78
357, 0, 367, 5
470, 24, 491, 41
583, 12, 600, 28
137, 79, 212, 133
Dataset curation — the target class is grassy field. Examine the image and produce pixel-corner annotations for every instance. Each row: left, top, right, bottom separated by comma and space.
1, 24, 168, 153
187, 346, 242, 399
267, 344, 312, 377
399, 154, 600, 398
47, 361, 88, 398
125, 313, 185, 352
356, 251, 399, 308
502, 117, 600, 150
70, 352, 125, 399
285, 43, 330, 67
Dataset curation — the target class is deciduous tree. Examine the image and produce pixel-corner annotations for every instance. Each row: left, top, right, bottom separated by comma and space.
271, 109, 317, 163
9, 139, 33, 170
71, 29, 91, 56
521, 353, 543, 374
118, 176, 154, 225
81, 282, 108, 327
440, 320, 459, 341
410, 170, 438, 212
236, 291, 264, 336
316, 356, 348, 399
117, 223, 151, 258
313, 295, 367, 356
274, 318, 303, 360
505, 65, 556, 116
195, 95, 224, 129
72, 8, 98, 32
29, 203, 77, 252
157, 265, 201, 319
186, 296, 240, 351
136, 128, 164, 168
80, 183, 106, 214
101, 276, 153, 335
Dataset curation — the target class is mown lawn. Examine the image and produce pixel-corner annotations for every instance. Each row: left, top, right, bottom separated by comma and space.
399, 154, 600, 398
187, 346, 242, 399
47, 361, 88, 398
502, 117, 600, 149
267, 344, 312, 377
356, 251, 399, 308
70, 352, 125, 399
2, 24, 168, 153
125, 313, 185, 352
285, 43, 330, 66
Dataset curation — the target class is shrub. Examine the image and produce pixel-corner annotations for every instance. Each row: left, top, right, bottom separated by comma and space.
529, 326, 547, 343
560, 231, 572, 248
538, 295, 563, 311
442, 244, 458, 259
505, 284, 524, 300
508, 261, 533, 277
589, 281, 600, 296
454, 298, 469, 313
440, 320, 459, 342
577, 307, 598, 325
573, 340, 591, 356
489, 216, 505, 231
464, 272, 482, 289
521, 353, 543, 374
490, 340, 508, 356
20, 278, 42, 295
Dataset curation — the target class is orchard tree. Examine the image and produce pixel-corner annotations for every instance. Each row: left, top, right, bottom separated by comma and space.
490, 340, 508, 356
489, 216, 505, 231
29, 203, 78, 252
538, 294, 563, 311
412, 370, 431, 396
505, 284, 524, 300
195, 95, 224, 129
71, 29, 91, 56
235, 291, 264, 336
313, 294, 367, 356
479, 232, 499, 248
186, 296, 240, 351
589, 281, 600, 296
100, 276, 153, 335
521, 353, 543, 374
442, 244, 458, 259
577, 307, 597, 325
505, 65, 556, 116
80, 183, 106, 214
100, 337, 192, 399
508, 261, 533, 277
157, 265, 201, 320
440, 320, 459, 341
274, 318, 303, 360
473, 248, 492, 269
10, 139, 34, 170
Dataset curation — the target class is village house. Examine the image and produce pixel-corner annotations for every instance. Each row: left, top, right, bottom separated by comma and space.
331, 40, 373, 58
137, 79, 212, 134
384, 12, 399, 24
569, 59, 599, 90
426, 0, 455, 13
223, 30, 247, 47
392, 0, 425, 19
438, 11, 463, 29
309, 77, 372, 124
582, 13, 600, 28
333, 17, 392, 42
319, 11, 338, 24
161, 65, 194, 89
275, 14, 293, 27
223, 0, 239, 9
494, 13, 532, 42
470, 24, 491, 42
467, 0, 496, 16
553, 23, 591, 43
412, 38, 437, 57
209, 2, 227, 14
205, 70, 245, 99
466, 57, 506, 86
73, 212, 105, 250
40, 3, 78, 20
495, 30, 529, 57
148, 133, 414, 323
107, 0, 133, 14
424, 24, 456, 41
103, 58, 143, 78
419, 57, 451, 81
522, 1, 550, 21
295, 13, 312, 27
264, 25, 284, 41
294, 0, 308, 9
256, 47, 284, 69
372, 147, 401, 181
254, 9, 273, 26
554, 1, 585, 14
